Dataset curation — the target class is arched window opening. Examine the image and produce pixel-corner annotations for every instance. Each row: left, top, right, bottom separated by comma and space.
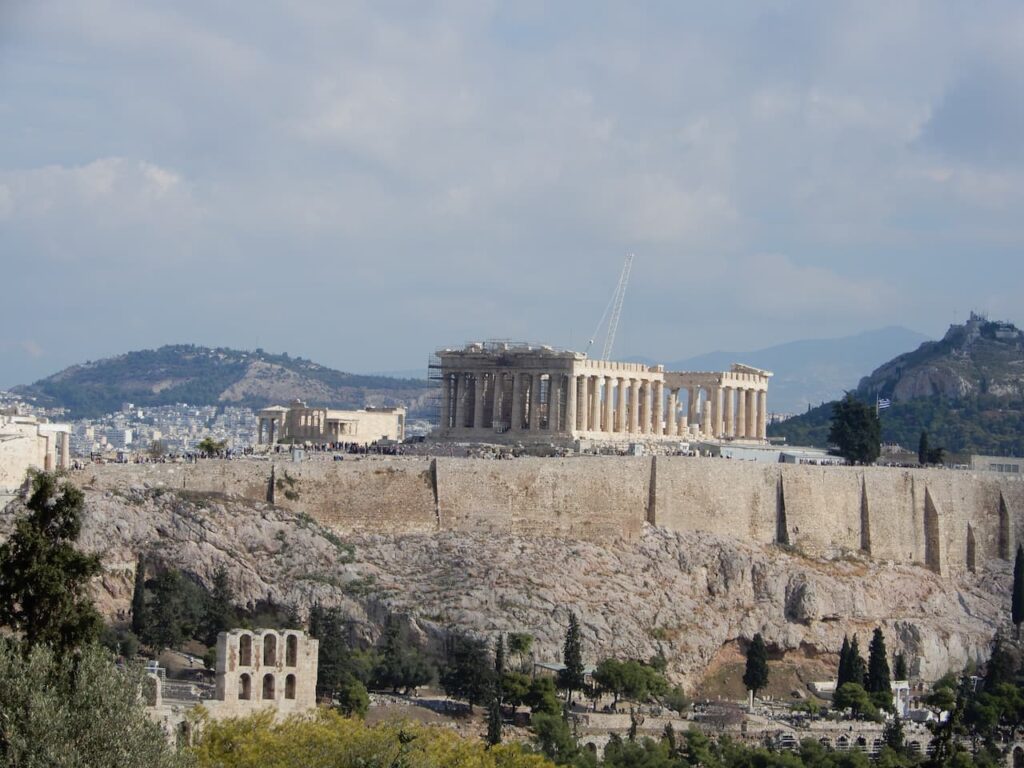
285, 674, 296, 700
239, 634, 252, 666
286, 634, 298, 666
239, 673, 251, 700
263, 634, 278, 666
262, 673, 275, 700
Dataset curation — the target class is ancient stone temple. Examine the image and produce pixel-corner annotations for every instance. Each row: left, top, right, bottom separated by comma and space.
432, 342, 771, 444
257, 399, 405, 446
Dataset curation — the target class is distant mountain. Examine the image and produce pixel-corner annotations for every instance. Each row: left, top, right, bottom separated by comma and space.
638, 326, 931, 414
769, 314, 1024, 456
13, 345, 433, 419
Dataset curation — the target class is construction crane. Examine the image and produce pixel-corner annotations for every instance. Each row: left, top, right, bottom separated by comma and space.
584, 254, 634, 361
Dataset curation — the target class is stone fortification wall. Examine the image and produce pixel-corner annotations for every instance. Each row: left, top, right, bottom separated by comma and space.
73, 457, 1024, 575
435, 457, 649, 541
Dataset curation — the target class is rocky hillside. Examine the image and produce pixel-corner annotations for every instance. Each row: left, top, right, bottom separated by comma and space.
2, 485, 1009, 691
12, 345, 433, 418
769, 314, 1024, 455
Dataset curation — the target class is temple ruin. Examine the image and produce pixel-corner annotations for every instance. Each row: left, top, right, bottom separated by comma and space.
257, 399, 405, 446
431, 342, 771, 444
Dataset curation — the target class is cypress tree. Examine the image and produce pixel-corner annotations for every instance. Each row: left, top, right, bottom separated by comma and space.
494, 634, 506, 676
837, 635, 851, 686
742, 633, 769, 699
866, 628, 892, 694
558, 613, 585, 702
1013, 545, 1024, 640
918, 431, 930, 465
131, 555, 148, 637
486, 697, 502, 746
848, 635, 867, 687
893, 652, 908, 681
0, 473, 102, 652
884, 714, 905, 751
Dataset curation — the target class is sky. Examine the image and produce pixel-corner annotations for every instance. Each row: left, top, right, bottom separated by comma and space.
2, 1, 1024, 387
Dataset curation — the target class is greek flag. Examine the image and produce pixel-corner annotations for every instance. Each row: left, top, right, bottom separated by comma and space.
877, 397, 892, 410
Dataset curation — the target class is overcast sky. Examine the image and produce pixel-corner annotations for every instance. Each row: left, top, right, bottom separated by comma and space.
3, 1, 1023, 387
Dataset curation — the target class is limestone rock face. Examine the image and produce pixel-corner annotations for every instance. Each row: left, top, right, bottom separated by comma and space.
1, 488, 1010, 689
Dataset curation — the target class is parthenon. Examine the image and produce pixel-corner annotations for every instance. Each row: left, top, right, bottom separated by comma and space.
432, 342, 771, 444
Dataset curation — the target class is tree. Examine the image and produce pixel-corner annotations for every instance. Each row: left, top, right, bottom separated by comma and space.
508, 632, 533, 673
440, 632, 493, 712
201, 565, 238, 646
837, 635, 852, 685
866, 628, 892, 695
147, 440, 167, 459
983, 634, 1017, 690
845, 634, 867, 687
373, 619, 434, 695
883, 714, 905, 751
131, 554, 148, 638
557, 612, 585, 702
742, 633, 769, 699
197, 437, 226, 456
1013, 545, 1024, 640
486, 697, 502, 746
0, 639, 186, 767
530, 712, 579, 765
893, 652, 909, 681
833, 682, 880, 720
335, 679, 369, 718
141, 568, 204, 653
828, 393, 881, 465
0, 472, 102, 652
192, 709, 555, 768
918, 431, 930, 465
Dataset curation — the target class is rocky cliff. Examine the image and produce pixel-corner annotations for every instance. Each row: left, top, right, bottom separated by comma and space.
2, 485, 1009, 692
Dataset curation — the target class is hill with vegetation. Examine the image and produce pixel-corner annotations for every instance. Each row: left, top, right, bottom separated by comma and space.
769, 314, 1024, 456
12, 345, 433, 418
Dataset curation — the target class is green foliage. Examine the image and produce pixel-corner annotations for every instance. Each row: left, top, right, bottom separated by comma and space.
440, 632, 495, 711
487, 697, 503, 746
132, 555, 148, 637
308, 605, 376, 701
866, 628, 892, 695
524, 677, 563, 717
771, 392, 1024, 457
100, 624, 141, 659
200, 565, 238, 646
0, 639, 187, 767
662, 685, 691, 715
838, 634, 867, 688
502, 671, 533, 708
141, 568, 207, 653
592, 658, 669, 705
192, 708, 555, 768
197, 437, 227, 456
558, 613, 586, 699
508, 632, 534, 670
335, 679, 369, 718
742, 633, 769, 697
372, 618, 435, 694
530, 713, 581, 766
832, 682, 881, 721
827, 393, 881, 465
0, 472, 102, 652
894, 652, 909, 681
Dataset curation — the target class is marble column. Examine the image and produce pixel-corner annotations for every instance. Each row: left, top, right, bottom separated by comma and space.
710, 386, 723, 438
529, 374, 541, 431
745, 389, 756, 438
666, 389, 678, 436
548, 374, 560, 431
629, 379, 641, 433
440, 375, 452, 431
565, 374, 577, 434
578, 375, 589, 431
724, 386, 735, 438
473, 374, 485, 430
637, 380, 649, 434
735, 387, 747, 439
589, 376, 601, 433
602, 375, 614, 433
490, 372, 503, 429
653, 381, 664, 435
454, 373, 467, 429
616, 377, 627, 432
257, 418, 265, 444
688, 387, 699, 425
702, 400, 713, 437
757, 390, 768, 440
510, 372, 523, 432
